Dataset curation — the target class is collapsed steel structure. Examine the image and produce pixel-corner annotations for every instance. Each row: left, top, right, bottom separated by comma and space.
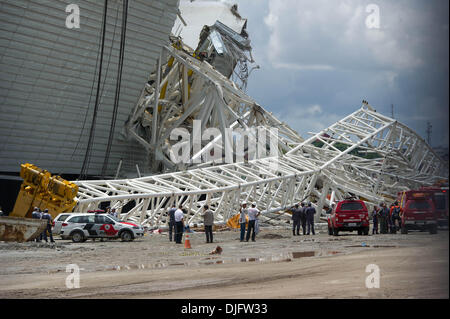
123, 35, 302, 174
74, 89, 448, 227
72, 10, 448, 227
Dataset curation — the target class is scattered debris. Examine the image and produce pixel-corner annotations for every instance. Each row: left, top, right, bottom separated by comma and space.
210, 245, 223, 255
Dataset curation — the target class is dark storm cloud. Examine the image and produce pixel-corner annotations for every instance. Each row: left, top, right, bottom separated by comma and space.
230, 0, 448, 147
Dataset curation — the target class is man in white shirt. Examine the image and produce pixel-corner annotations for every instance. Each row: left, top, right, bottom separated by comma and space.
174, 205, 184, 244
246, 203, 260, 242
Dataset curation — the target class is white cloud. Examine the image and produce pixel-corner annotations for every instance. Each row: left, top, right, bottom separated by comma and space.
262, 0, 426, 72
273, 62, 334, 71
274, 104, 341, 137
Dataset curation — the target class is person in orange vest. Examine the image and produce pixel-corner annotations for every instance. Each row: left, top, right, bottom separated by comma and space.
389, 201, 402, 233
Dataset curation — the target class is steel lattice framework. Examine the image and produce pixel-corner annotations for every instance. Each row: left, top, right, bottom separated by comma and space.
73, 98, 448, 227
123, 43, 304, 174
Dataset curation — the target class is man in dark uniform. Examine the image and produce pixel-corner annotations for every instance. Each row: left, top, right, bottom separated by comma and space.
41, 209, 55, 243
291, 204, 302, 236
306, 203, 316, 235
167, 203, 177, 242
299, 202, 307, 235
379, 203, 389, 234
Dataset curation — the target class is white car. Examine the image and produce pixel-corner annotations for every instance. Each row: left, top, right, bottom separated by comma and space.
52, 213, 78, 235
60, 213, 144, 242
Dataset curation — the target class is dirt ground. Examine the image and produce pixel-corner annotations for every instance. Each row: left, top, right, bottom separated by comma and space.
0, 224, 448, 299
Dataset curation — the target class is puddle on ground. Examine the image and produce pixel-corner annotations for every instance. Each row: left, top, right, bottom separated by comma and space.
94, 250, 342, 272
291, 251, 341, 259
292, 251, 315, 258
202, 260, 224, 265
345, 245, 399, 248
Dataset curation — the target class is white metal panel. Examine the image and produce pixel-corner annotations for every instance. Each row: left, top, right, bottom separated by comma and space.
0, 0, 179, 177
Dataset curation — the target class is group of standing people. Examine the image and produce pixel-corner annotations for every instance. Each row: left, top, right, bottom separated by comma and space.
289, 202, 317, 236
31, 207, 54, 243
105, 207, 118, 218
166, 199, 318, 244
239, 202, 261, 242
167, 200, 263, 245
167, 204, 185, 244
167, 203, 213, 244
371, 201, 402, 234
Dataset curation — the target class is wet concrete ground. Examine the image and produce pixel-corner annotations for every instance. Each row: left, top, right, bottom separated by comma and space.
0, 224, 447, 276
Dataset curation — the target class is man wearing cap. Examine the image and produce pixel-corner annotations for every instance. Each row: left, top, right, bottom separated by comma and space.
306, 203, 316, 235
174, 205, 184, 244
41, 209, 55, 243
290, 204, 302, 236
299, 202, 307, 235
239, 202, 248, 242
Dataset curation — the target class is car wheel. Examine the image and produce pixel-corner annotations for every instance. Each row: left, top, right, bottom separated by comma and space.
71, 231, 85, 243
333, 228, 339, 236
363, 227, 369, 236
401, 225, 408, 234
120, 230, 133, 242
429, 225, 438, 234
357, 229, 362, 235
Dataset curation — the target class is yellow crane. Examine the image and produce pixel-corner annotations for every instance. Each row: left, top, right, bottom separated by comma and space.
0, 164, 79, 242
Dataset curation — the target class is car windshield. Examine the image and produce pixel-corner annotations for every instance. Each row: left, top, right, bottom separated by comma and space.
58, 215, 71, 222
340, 202, 364, 211
407, 201, 430, 210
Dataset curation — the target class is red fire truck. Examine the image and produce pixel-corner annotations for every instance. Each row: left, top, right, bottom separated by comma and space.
397, 190, 438, 234
418, 187, 449, 228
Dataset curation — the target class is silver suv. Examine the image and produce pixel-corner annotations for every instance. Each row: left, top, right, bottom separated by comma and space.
60, 213, 144, 242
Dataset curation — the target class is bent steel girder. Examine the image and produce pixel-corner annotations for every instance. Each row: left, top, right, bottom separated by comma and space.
124, 43, 304, 174
73, 103, 448, 227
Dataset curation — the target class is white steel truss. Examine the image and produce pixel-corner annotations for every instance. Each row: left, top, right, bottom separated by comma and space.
74, 102, 448, 227
123, 41, 304, 174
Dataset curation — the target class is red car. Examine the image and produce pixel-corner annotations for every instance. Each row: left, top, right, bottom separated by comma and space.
397, 190, 438, 234
328, 199, 369, 236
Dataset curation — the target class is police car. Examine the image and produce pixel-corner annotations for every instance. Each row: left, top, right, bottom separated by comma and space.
60, 213, 144, 242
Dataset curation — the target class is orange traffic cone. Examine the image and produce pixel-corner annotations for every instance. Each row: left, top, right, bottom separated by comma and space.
184, 234, 192, 249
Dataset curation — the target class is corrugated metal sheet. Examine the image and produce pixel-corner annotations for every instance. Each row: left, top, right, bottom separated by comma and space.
0, 0, 179, 177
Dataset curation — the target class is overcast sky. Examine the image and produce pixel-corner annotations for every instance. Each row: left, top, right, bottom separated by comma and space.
219, 0, 449, 148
